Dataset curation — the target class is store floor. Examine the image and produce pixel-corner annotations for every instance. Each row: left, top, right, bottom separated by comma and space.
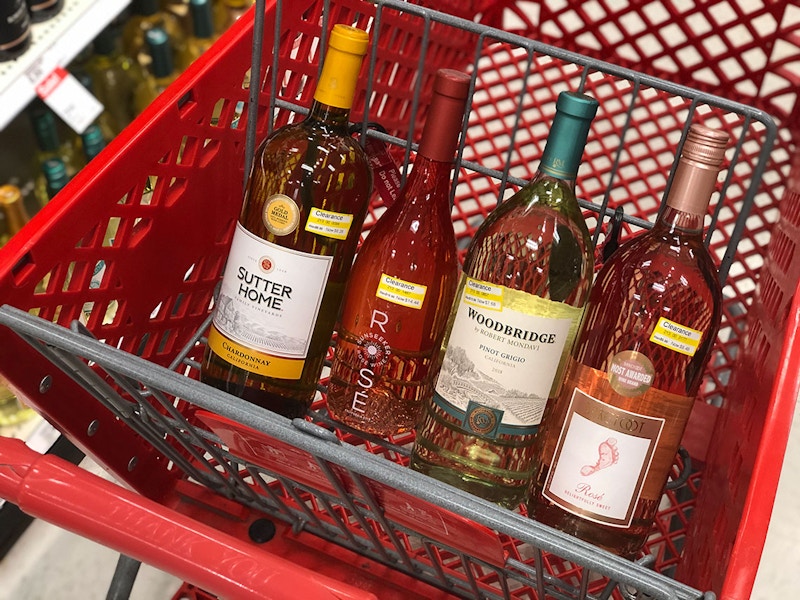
0, 397, 798, 600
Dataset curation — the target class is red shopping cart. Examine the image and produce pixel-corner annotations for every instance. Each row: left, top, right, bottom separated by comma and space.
0, 0, 798, 598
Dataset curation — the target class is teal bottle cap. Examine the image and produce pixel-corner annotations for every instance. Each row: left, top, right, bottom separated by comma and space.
539, 91, 599, 179
43, 158, 67, 180
555, 91, 599, 119
146, 27, 174, 78
190, 0, 214, 39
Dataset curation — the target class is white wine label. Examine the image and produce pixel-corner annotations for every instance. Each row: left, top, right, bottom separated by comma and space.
376, 274, 427, 309
432, 277, 584, 436
262, 194, 300, 236
649, 317, 703, 356
305, 207, 354, 240
543, 388, 664, 527
209, 223, 332, 378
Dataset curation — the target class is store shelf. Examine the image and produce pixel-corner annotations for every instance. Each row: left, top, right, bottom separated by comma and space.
0, 0, 130, 131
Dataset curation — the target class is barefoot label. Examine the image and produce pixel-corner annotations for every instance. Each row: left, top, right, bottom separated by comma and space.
543, 387, 664, 527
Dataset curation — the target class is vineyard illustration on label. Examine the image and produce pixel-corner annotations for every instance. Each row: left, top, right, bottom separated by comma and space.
435, 344, 544, 426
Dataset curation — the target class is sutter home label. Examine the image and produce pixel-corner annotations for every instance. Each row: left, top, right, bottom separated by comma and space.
208, 223, 332, 379
432, 277, 583, 437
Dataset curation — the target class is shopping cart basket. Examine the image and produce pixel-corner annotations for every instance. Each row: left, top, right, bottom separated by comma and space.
1, 0, 799, 598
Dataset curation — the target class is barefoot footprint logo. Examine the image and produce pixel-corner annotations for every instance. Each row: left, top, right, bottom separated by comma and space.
580, 438, 619, 476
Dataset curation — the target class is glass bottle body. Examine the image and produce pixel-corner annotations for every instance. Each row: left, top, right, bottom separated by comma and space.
0, 0, 30, 62
410, 171, 594, 508
200, 104, 373, 418
86, 30, 145, 135
327, 156, 460, 435
122, 0, 186, 69
177, 0, 217, 69
527, 206, 722, 557
25, 0, 63, 22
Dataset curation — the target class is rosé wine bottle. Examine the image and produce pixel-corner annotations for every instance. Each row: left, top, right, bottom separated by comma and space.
326, 69, 471, 437
527, 124, 728, 558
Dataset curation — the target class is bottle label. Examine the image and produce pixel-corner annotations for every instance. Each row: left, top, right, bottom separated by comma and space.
305, 207, 354, 240
208, 223, 333, 378
376, 274, 427, 309
541, 358, 694, 527
432, 277, 583, 436
649, 316, 703, 356
542, 388, 663, 527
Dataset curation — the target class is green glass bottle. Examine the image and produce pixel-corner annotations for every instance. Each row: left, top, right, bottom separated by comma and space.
133, 27, 180, 113
81, 124, 107, 163
85, 25, 146, 136
177, 0, 217, 69
34, 157, 70, 207
28, 102, 80, 179
410, 91, 599, 508
122, 0, 186, 70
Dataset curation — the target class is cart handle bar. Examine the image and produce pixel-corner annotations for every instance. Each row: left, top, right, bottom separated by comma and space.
0, 435, 378, 600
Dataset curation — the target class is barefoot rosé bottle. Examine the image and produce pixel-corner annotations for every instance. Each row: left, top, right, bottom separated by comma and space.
326, 69, 471, 436
527, 124, 728, 557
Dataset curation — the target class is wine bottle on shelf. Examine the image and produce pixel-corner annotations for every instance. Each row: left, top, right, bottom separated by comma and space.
81, 123, 107, 164
527, 124, 728, 558
409, 91, 599, 508
85, 25, 145, 136
25, 0, 63, 23
325, 69, 470, 437
28, 102, 81, 178
133, 27, 180, 113
34, 157, 70, 207
177, 0, 217, 70
199, 24, 372, 419
213, 0, 253, 32
122, 0, 186, 70
0, 0, 31, 62
0, 183, 30, 243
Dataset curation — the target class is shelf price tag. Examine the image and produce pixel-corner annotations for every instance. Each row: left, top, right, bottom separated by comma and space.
26, 60, 103, 134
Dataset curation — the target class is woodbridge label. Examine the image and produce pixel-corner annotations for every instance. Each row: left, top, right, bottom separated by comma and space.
432, 277, 584, 436
209, 223, 333, 378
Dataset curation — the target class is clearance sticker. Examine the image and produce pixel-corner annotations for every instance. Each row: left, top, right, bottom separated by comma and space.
649, 317, 703, 356
376, 274, 427, 309
463, 277, 503, 311
305, 207, 353, 240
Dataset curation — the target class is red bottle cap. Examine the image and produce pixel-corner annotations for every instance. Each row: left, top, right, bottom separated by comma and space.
418, 69, 471, 162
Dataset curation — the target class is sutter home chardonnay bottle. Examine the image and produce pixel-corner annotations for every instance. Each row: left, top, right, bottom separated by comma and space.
410, 91, 599, 508
200, 24, 372, 419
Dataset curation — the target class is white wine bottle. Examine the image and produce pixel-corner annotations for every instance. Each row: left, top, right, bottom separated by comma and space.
410, 91, 599, 508
200, 24, 373, 419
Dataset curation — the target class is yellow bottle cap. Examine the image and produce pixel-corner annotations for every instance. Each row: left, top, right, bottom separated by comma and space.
314, 24, 370, 109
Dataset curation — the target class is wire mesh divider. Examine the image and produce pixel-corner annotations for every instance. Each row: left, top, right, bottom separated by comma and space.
0, 304, 711, 600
